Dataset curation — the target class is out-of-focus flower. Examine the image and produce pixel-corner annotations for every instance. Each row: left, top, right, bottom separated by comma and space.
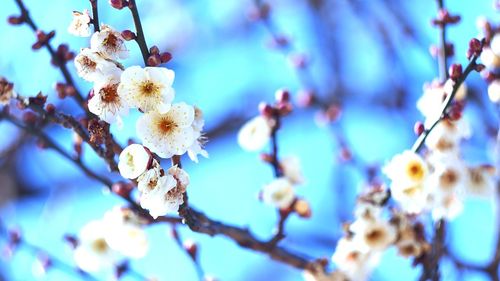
0, 77, 15, 105
74, 49, 122, 82
417, 81, 466, 123
237, 116, 272, 151
261, 177, 295, 209
390, 183, 428, 214
488, 79, 500, 103
281, 156, 304, 184
136, 102, 195, 158
88, 75, 128, 125
331, 237, 379, 281
187, 106, 208, 163
303, 267, 347, 281
90, 24, 128, 59
102, 207, 149, 259
425, 119, 470, 153
426, 155, 467, 198
480, 47, 500, 69
383, 150, 428, 186
466, 166, 496, 197
431, 193, 464, 220
350, 218, 397, 251
68, 10, 91, 37
118, 66, 175, 113
118, 144, 151, 179
490, 33, 500, 56
354, 202, 382, 221
73, 220, 118, 272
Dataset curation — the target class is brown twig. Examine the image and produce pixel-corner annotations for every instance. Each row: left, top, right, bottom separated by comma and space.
12, 0, 87, 110
89, 0, 100, 32
128, 0, 150, 65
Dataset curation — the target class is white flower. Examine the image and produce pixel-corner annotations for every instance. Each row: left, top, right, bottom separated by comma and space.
237, 116, 272, 151
88, 75, 128, 124
417, 81, 466, 123
466, 166, 496, 198
431, 193, 464, 220
118, 144, 152, 179
138, 165, 189, 218
480, 47, 500, 69
383, 150, 428, 186
331, 238, 379, 281
350, 218, 397, 251
488, 80, 500, 103
136, 102, 195, 158
118, 66, 175, 113
0, 77, 15, 105
281, 156, 304, 184
90, 24, 128, 59
261, 177, 295, 209
74, 48, 122, 82
425, 119, 470, 153
491, 33, 500, 56
426, 154, 467, 198
390, 183, 428, 214
102, 207, 149, 259
73, 220, 118, 272
396, 239, 426, 258
68, 10, 91, 37
187, 106, 208, 163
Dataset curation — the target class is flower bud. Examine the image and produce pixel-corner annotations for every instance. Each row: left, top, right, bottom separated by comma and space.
414, 121, 425, 136
183, 240, 198, 260
160, 52, 173, 63
121, 30, 136, 41
147, 54, 161, 66
275, 89, 290, 103
112, 182, 133, 198
448, 64, 462, 81
149, 45, 160, 55
294, 199, 311, 218
109, 0, 125, 9
258, 102, 274, 118
7, 15, 23, 25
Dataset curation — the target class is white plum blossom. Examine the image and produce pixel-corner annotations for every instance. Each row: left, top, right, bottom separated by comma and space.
281, 156, 304, 185
488, 79, 500, 103
466, 166, 496, 198
490, 33, 500, 56
68, 10, 91, 37
425, 119, 470, 153
390, 183, 428, 214
102, 207, 149, 259
74, 48, 122, 82
480, 47, 500, 69
0, 77, 15, 105
417, 81, 466, 124
350, 218, 397, 252
118, 66, 175, 113
431, 193, 464, 220
136, 102, 196, 158
90, 24, 129, 59
88, 74, 128, 125
261, 177, 295, 209
237, 116, 272, 151
331, 237, 379, 281
73, 220, 119, 272
187, 106, 208, 162
426, 154, 467, 198
138, 165, 190, 218
118, 144, 152, 179
383, 150, 428, 187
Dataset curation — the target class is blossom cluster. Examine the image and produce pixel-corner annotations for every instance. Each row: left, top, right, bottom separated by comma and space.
478, 18, 500, 103
73, 207, 149, 272
384, 81, 495, 220
237, 90, 311, 216
70, 16, 207, 218
330, 189, 430, 281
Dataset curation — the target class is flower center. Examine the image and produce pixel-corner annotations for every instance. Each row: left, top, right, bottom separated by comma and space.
91, 238, 108, 253
81, 56, 96, 71
406, 161, 425, 182
365, 228, 384, 244
140, 81, 160, 96
156, 117, 177, 135
103, 33, 120, 51
440, 169, 458, 189
99, 83, 119, 103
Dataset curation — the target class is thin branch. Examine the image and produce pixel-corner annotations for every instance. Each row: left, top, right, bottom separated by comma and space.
411, 46, 483, 153
436, 0, 448, 82
128, 0, 150, 65
89, 0, 100, 32
12, 0, 87, 109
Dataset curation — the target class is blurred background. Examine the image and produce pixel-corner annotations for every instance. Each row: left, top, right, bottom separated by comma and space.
0, 0, 499, 280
